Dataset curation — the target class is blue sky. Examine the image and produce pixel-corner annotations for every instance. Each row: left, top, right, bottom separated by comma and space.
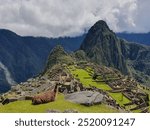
0, 0, 149, 37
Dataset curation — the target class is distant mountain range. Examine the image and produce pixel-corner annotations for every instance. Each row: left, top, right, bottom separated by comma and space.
117, 32, 150, 45
0, 24, 150, 93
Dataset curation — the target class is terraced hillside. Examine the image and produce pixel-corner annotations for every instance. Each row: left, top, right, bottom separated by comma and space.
0, 62, 149, 113
67, 64, 150, 113
0, 45, 149, 113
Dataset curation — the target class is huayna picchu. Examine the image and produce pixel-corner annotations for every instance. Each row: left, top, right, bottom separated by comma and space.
80, 20, 150, 87
0, 21, 150, 113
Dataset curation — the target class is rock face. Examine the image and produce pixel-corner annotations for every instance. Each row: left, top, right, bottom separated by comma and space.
65, 91, 104, 106
80, 20, 128, 74
80, 20, 150, 86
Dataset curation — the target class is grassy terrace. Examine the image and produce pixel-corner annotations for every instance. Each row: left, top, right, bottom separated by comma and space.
68, 65, 131, 108
109, 93, 130, 107
71, 68, 111, 90
0, 94, 118, 113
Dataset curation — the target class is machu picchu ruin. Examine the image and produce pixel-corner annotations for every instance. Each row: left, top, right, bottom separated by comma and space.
0, 59, 149, 113
0, 20, 150, 113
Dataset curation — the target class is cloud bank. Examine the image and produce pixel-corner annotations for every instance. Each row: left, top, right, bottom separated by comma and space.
0, 0, 149, 37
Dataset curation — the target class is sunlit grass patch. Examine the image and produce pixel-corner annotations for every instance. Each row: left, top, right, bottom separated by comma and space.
70, 68, 111, 90
109, 93, 130, 107
0, 94, 118, 113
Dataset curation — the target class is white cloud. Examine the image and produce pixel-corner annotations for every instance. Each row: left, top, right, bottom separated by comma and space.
0, 0, 149, 37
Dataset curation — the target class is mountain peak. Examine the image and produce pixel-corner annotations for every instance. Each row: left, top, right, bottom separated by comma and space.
89, 20, 110, 34
94, 20, 109, 28
44, 45, 74, 72
50, 45, 67, 55
80, 20, 114, 52
80, 20, 150, 86
80, 20, 128, 74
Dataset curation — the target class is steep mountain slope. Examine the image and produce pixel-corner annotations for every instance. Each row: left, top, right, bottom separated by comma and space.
80, 20, 150, 86
117, 32, 150, 45
44, 45, 74, 72
0, 29, 84, 93
0, 29, 53, 93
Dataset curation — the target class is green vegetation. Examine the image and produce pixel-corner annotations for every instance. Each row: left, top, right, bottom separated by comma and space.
109, 93, 130, 106
0, 94, 118, 113
45, 45, 74, 71
69, 67, 111, 91
68, 65, 132, 109
74, 50, 87, 61
132, 109, 142, 113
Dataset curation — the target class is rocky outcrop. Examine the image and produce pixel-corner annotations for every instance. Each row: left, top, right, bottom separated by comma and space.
65, 91, 104, 106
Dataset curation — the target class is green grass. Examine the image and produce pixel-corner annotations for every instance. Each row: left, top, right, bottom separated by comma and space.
68, 65, 133, 109
132, 109, 142, 113
109, 93, 130, 107
70, 68, 111, 91
0, 94, 118, 113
